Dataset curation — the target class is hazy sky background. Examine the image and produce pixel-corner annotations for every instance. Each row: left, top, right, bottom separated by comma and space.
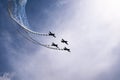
1, 0, 120, 80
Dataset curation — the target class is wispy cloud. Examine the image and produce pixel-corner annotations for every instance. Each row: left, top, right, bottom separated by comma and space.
0, 72, 14, 80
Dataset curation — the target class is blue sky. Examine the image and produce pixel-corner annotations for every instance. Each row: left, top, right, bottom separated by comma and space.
1, 0, 120, 80
0, 0, 13, 73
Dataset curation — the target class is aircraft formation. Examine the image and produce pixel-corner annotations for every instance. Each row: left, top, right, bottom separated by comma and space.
49, 32, 71, 52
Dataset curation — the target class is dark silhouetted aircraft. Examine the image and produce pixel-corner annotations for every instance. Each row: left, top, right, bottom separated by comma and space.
63, 47, 70, 52
51, 42, 59, 48
48, 31, 56, 38
61, 39, 68, 45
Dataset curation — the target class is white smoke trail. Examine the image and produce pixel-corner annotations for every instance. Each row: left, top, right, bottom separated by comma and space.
8, 0, 49, 36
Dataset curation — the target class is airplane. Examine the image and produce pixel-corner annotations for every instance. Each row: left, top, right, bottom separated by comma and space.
48, 31, 56, 38
63, 47, 70, 52
61, 39, 68, 45
51, 42, 59, 48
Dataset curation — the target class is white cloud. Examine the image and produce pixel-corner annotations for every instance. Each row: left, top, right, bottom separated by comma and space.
10, 0, 120, 80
